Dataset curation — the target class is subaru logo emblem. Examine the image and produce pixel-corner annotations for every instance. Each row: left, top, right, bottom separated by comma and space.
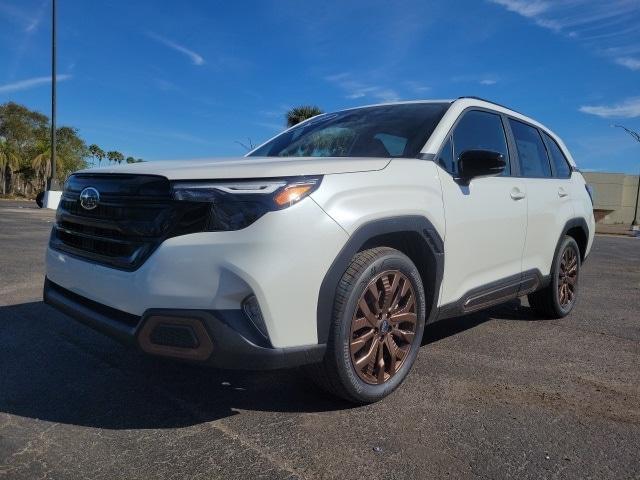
79, 187, 100, 210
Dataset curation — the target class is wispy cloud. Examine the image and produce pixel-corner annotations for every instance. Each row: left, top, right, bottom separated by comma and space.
88, 122, 216, 148
579, 97, 640, 118
326, 73, 400, 102
1, 1, 49, 79
0, 1, 46, 33
25, 1, 48, 33
488, 0, 550, 20
0, 75, 72, 94
403, 81, 431, 94
153, 78, 180, 92
147, 32, 205, 66
615, 57, 640, 71
488, 0, 640, 69
453, 74, 500, 86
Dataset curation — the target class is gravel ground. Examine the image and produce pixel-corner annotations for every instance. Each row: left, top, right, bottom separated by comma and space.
1, 199, 639, 480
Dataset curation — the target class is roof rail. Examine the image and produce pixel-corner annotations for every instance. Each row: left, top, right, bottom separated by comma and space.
456, 96, 523, 115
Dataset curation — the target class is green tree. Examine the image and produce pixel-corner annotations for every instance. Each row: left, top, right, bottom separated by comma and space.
31, 141, 59, 192
125, 156, 135, 164
0, 102, 48, 155
56, 127, 89, 175
0, 102, 48, 195
285, 105, 323, 127
107, 150, 124, 165
0, 138, 20, 194
0, 101, 138, 197
31, 127, 88, 191
89, 144, 105, 167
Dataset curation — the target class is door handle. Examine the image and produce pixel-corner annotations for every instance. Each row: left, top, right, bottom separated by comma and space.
510, 188, 526, 200
558, 187, 569, 198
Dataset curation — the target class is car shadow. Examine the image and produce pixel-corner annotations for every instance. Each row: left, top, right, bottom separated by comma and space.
0, 298, 542, 430
422, 297, 544, 345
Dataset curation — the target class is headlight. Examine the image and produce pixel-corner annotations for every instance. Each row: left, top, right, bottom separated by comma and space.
171, 176, 321, 231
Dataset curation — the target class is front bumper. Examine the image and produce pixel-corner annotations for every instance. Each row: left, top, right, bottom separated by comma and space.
45, 198, 348, 348
44, 278, 326, 369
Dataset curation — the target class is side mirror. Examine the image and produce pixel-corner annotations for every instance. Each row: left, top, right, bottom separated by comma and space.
457, 150, 506, 185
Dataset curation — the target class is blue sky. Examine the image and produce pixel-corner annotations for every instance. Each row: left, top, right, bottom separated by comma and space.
1, 0, 639, 173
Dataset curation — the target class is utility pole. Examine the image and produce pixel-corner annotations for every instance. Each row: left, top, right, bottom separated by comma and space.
612, 125, 640, 226
634, 167, 640, 226
49, 0, 58, 190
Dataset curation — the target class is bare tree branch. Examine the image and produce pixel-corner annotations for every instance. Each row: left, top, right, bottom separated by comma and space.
613, 124, 640, 143
235, 137, 255, 151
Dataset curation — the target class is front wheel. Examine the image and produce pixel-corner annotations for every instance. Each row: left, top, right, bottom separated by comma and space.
307, 247, 426, 404
528, 236, 581, 318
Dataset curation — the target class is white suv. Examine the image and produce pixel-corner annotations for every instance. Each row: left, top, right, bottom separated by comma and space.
44, 97, 595, 403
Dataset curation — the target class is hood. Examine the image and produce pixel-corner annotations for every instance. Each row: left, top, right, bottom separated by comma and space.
78, 156, 391, 180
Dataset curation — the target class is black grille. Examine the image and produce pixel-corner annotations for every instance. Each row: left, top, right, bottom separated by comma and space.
50, 173, 210, 271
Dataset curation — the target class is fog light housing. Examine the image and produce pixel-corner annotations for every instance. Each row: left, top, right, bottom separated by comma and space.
242, 295, 268, 339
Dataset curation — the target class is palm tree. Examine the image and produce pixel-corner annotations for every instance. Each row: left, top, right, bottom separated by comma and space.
106, 150, 124, 165
89, 144, 105, 167
32, 141, 63, 191
286, 106, 324, 127
0, 138, 20, 195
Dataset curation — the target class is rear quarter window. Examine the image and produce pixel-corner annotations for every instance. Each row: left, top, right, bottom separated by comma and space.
542, 132, 572, 178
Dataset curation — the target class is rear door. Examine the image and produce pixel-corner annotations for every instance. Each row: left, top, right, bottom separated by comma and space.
437, 110, 528, 307
506, 119, 575, 278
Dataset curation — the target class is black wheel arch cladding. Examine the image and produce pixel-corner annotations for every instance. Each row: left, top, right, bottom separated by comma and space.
556, 217, 590, 263
316, 216, 444, 344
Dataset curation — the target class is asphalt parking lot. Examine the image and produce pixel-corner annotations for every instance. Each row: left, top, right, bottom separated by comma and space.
1, 199, 639, 480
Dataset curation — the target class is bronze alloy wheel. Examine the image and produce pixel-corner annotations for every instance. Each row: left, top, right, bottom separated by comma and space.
558, 246, 578, 308
349, 270, 418, 385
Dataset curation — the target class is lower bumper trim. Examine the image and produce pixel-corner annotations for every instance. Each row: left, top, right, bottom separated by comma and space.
44, 278, 138, 345
138, 313, 215, 362
43, 278, 326, 370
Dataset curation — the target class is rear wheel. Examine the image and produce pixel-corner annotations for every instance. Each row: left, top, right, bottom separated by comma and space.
307, 247, 426, 403
528, 236, 581, 318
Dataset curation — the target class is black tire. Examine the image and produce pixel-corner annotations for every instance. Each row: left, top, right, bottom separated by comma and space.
528, 236, 581, 318
306, 247, 426, 404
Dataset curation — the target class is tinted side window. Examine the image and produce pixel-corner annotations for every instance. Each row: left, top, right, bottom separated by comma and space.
543, 132, 571, 178
452, 110, 510, 176
509, 119, 552, 178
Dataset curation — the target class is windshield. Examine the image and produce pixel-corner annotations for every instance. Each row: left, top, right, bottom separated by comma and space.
249, 103, 450, 158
